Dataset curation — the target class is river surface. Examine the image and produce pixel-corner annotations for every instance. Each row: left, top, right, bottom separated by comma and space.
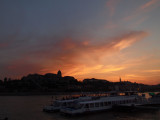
0, 94, 160, 120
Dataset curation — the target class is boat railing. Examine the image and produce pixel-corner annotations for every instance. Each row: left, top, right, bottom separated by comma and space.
134, 97, 160, 105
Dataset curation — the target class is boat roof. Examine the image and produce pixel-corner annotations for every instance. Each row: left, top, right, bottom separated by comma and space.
78, 96, 136, 104
55, 96, 92, 103
55, 99, 76, 103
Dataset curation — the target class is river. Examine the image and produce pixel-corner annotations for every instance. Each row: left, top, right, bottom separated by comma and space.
0, 94, 160, 120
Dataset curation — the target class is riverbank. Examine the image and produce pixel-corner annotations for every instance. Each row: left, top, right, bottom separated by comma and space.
0, 91, 108, 96
0, 92, 82, 96
0, 91, 159, 96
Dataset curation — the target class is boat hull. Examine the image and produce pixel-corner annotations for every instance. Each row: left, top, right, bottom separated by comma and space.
43, 106, 60, 112
61, 106, 113, 116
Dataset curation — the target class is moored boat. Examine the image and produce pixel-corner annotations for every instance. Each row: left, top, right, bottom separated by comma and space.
43, 96, 92, 112
60, 92, 147, 115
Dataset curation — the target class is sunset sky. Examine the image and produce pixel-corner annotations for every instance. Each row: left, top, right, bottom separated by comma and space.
0, 0, 160, 85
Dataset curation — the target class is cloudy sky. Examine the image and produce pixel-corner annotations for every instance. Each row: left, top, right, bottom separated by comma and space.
0, 0, 160, 84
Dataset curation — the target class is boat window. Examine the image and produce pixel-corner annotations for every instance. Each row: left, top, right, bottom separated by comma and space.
122, 101, 124, 104
112, 101, 115, 104
95, 103, 99, 107
73, 104, 83, 109
67, 102, 74, 107
108, 102, 111, 105
116, 101, 119, 104
100, 102, 103, 107
85, 104, 89, 108
104, 102, 108, 106
126, 100, 128, 103
90, 103, 94, 108
62, 102, 67, 106
53, 101, 61, 107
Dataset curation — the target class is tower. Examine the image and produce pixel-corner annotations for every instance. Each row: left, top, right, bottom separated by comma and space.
120, 77, 121, 83
57, 70, 62, 78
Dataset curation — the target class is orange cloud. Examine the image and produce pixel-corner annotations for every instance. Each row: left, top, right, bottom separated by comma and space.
40, 31, 148, 77
140, 0, 158, 10
99, 66, 125, 73
110, 56, 160, 85
65, 64, 125, 78
124, 0, 159, 21
62, 31, 147, 61
108, 31, 148, 51
144, 69, 160, 73
2, 31, 148, 82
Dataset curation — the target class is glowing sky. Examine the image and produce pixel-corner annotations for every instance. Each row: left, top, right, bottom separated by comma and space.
0, 0, 160, 84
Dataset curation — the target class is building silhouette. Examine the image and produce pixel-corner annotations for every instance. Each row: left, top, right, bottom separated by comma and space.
57, 70, 62, 78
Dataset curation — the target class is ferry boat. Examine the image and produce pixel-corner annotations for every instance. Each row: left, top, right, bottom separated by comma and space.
43, 96, 92, 112
60, 92, 146, 115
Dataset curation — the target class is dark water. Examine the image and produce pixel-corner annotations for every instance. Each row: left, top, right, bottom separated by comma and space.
0, 95, 160, 120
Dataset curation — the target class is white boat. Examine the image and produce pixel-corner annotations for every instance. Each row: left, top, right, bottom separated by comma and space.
60, 92, 146, 115
43, 96, 92, 112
